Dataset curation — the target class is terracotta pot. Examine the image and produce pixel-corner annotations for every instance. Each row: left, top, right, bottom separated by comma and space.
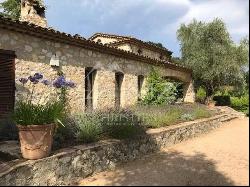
17, 124, 55, 160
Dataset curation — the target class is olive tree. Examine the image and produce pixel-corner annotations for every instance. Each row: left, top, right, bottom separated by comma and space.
177, 18, 249, 102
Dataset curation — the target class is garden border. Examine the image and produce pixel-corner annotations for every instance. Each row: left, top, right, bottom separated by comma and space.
0, 113, 238, 186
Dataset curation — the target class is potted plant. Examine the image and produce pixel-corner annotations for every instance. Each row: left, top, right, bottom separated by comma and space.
12, 73, 75, 160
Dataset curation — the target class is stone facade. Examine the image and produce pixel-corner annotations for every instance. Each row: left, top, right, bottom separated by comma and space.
0, 113, 238, 186
92, 35, 170, 61
0, 26, 195, 112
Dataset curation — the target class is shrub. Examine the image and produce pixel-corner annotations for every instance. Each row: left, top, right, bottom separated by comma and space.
141, 69, 178, 105
213, 95, 231, 106
74, 113, 103, 143
230, 94, 249, 114
63, 104, 215, 145
180, 113, 194, 121
72, 110, 145, 142
142, 109, 182, 128
193, 107, 212, 119
101, 110, 145, 139
196, 87, 206, 104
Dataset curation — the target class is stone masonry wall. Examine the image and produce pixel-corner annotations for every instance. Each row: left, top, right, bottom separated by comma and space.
93, 70, 116, 110
0, 113, 237, 186
92, 36, 119, 45
0, 28, 194, 112
121, 74, 138, 108
183, 81, 196, 103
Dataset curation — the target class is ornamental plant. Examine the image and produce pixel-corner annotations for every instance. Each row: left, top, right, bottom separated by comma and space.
12, 72, 76, 126
141, 68, 178, 105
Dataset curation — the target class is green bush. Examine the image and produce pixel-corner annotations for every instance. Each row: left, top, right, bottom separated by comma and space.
141, 69, 178, 105
72, 110, 145, 142
213, 95, 231, 106
230, 94, 249, 114
141, 109, 182, 128
101, 110, 145, 139
74, 113, 103, 143
193, 107, 212, 119
196, 87, 206, 104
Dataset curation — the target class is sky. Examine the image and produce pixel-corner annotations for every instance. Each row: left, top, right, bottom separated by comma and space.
1, 0, 249, 57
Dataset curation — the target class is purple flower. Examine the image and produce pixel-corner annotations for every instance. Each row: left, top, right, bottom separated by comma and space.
41, 79, 50, 86
19, 78, 28, 85
53, 76, 66, 88
34, 73, 43, 80
66, 81, 76, 88
28, 76, 39, 84
28, 76, 36, 82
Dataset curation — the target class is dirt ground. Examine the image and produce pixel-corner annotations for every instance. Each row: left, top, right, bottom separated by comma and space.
78, 117, 249, 186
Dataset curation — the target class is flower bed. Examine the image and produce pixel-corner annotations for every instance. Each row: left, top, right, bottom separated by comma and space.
53, 103, 216, 150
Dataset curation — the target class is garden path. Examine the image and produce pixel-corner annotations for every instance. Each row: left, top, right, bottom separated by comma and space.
77, 117, 249, 186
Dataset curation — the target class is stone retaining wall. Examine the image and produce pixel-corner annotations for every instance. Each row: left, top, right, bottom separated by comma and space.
0, 114, 238, 186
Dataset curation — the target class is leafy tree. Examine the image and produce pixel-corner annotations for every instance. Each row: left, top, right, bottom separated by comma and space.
0, 0, 45, 20
141, 68, 178, 105
0, 0, 21, 19
147, 41, 167, 50
177, 18, 249, 102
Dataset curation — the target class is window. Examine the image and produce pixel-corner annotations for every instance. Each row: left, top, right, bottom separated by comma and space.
138, 75, 144, 100
97, 39, 102, 43
85, 67, 96, 111
115, 72, 124, 109
137, 49, 142, 55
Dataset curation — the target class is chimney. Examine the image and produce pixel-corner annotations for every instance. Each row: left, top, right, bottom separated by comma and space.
20, 0, 47, 28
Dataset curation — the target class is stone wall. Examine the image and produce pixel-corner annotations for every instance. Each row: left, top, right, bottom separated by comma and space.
121, 74, 138, 108
117, 43, 132, 52
93, 70, 116, 110
0, 28, 194, 113
130, 44, 168, 61
0, 113, 238, 186
183, 81, 196, 103
92, 37, 118, 45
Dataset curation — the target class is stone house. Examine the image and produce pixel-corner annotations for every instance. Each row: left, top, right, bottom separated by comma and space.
0, 0, 195, 117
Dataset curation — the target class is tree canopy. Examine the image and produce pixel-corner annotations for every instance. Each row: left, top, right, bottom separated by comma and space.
0, 0, 21, 19
177, 18, 249, 99
146, 41, 167, 50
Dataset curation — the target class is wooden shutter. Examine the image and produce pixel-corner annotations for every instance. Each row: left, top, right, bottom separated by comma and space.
0, 49, 15, 119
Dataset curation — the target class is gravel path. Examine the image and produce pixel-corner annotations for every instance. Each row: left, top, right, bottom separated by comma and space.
78, 117, 249, 186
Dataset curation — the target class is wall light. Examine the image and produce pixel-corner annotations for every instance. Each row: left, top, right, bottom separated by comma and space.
50, 53, 60, 67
